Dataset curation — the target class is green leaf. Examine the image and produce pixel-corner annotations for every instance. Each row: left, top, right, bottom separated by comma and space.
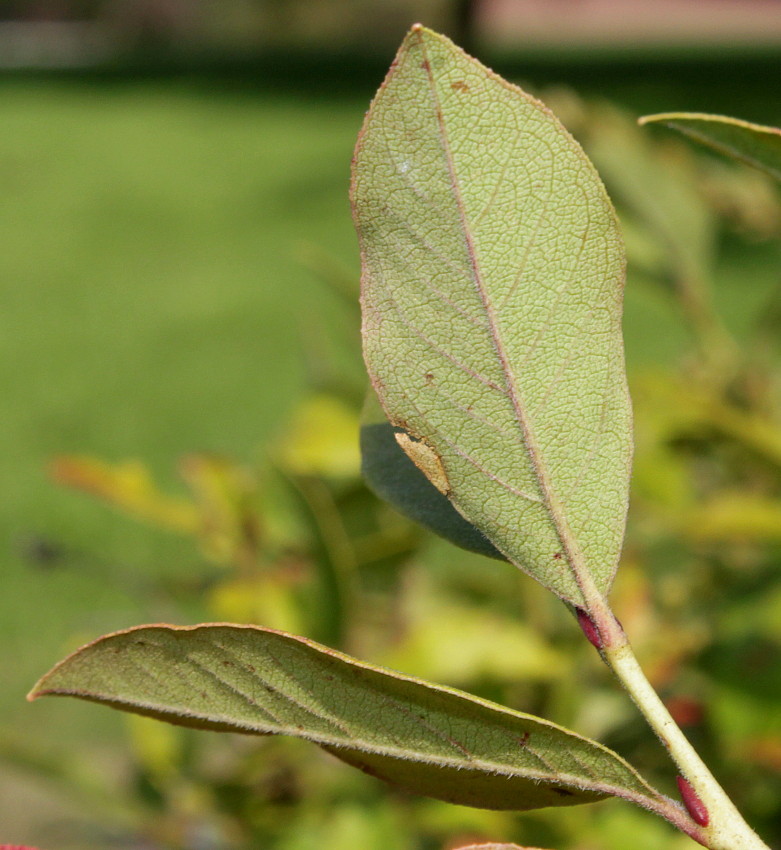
676, 492, 781, 544
583, 103, 716, 287
275, 394, 361, 479
360, 391, 506, 560
29, 624, 665, 814
353, 27, 631, 608
639, 112, 781, 183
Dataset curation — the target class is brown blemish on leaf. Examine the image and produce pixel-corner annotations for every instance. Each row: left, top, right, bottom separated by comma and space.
451, 80, 469, 92
394, 432, 450, 495
420, 60, 430, 72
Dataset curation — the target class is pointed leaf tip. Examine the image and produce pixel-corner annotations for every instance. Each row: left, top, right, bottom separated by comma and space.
353, 28, 631, 607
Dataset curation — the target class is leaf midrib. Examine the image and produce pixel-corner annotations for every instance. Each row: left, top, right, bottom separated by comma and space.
45, 682, 655, 805
414, 30, 597, 607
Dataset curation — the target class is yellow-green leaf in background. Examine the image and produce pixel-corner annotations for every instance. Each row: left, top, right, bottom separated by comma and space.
353, 27, 631, 609
640, 113, 781, 183
275, 394, 361, 480
50, 455, 197, 533
381, 593, 565, 687
676, 492, 781, 544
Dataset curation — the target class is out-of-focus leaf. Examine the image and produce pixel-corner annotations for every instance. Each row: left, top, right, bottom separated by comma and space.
640, 113, 781, 183
631, 374, 781, 519
50, 453, 270, 569
275, 394, 361, 479
575, 101, 737, 368
631, 376, 697, 513
415, 798, 514, 842
382, 592, 565, 686
295, 241, 360, 311
743, 736, 781, 774
360, 393, 504, 560
710, 683, 781, 750
585, 104, 716, 285
453, 844, 545, 849
207, 573, 306, 633
677, 493, 781, 543
281, 802, 410, 850
701, 637, 781, 703
29, 624, 667, 814
698, 161, 781, 240
126, 713, 182, 780
696, 399, 781, 470
179, 454, 262, 566
354, 27, 631, 608
594, 805, 697, 850
50, 456, 197, 533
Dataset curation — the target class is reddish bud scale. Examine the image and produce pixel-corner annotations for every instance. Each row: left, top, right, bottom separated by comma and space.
0, 846, 42, 849
677, 776, 710, 827
575, 608, 603, 650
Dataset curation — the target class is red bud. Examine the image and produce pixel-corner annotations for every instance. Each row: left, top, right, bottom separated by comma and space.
575, 608, 603, 650
0, 845, 42, 850
677, 776, 709, 827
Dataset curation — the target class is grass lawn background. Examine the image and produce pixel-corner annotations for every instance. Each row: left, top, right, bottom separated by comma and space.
1, 83, 362, 733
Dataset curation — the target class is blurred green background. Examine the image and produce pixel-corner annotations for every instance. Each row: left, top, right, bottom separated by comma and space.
3, 2, 781, 849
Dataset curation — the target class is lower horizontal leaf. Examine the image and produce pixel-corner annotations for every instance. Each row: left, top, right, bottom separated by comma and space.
30, 624, 664, 814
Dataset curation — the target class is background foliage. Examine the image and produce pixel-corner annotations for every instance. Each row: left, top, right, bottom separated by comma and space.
3, 14, 781, 850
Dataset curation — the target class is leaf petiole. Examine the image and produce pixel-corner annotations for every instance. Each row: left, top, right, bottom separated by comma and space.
599, 621, 770, 850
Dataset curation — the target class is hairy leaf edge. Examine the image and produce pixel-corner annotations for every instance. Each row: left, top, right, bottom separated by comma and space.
29, 622, 671, 813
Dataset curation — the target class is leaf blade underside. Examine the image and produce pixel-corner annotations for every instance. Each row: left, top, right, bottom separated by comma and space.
29, 623, 663, 814
353, 26, 631, 607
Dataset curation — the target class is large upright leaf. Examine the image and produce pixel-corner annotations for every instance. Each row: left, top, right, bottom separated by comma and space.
639, 112, 781, 183
353, 27, 631, 608
29, 624, 667, 815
